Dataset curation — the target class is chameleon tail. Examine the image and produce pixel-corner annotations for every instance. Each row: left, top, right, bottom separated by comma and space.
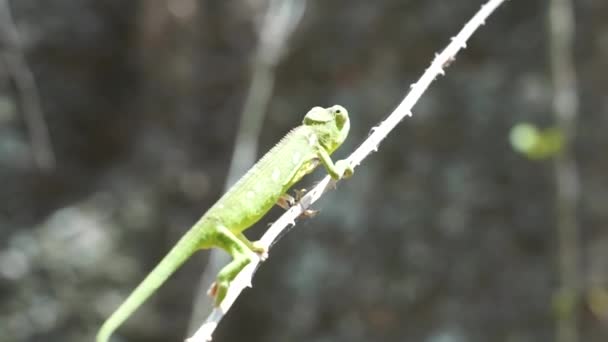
96, 230, 201, 342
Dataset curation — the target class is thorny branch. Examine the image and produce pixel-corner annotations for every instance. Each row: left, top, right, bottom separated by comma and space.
186, 0, 509, 341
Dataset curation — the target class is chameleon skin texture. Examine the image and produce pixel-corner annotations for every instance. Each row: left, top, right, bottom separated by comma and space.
97, 105, 351, 342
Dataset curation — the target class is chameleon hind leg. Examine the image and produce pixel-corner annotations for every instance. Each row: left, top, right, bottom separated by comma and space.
208, 225, 258, 306
276, 190, 318, 218
237, 233, 268, 260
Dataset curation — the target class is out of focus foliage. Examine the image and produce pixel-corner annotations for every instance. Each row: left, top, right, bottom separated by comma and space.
509, 123, 563, 159
1, 1, 607, 342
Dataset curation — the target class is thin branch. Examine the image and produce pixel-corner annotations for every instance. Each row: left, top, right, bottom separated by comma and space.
187, 0, 306, 333
548, 0, 581, 341
0, 0, 55, 171
225, 0, 306, 187
186, 0, 508, 341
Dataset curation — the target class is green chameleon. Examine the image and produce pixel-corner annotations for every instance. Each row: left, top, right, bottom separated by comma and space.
97, 105, 353, 342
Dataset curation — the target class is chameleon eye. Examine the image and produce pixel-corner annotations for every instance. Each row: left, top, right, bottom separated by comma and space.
335, 109, 341, 114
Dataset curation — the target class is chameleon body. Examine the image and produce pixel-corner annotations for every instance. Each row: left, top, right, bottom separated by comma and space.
97, 105, 352, 342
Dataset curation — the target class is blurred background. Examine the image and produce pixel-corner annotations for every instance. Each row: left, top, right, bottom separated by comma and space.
0, 0, 607, 341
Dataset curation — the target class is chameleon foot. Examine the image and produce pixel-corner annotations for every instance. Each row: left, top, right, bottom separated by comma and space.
276, 193, 295, 210
301, 209, 319, 218
251, 240, 269, 261
294, 188, 307, 201
207, 281, 218, 298
335, 160, 354, 179
208, 280, 229, 307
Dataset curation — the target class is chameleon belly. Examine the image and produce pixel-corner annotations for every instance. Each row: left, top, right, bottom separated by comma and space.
205, 125, 319, 233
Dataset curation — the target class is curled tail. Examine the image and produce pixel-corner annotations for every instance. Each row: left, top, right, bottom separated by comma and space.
97, 231, 201, 342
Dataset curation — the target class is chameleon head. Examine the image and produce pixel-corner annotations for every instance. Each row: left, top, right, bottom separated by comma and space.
303, 105, 350, 153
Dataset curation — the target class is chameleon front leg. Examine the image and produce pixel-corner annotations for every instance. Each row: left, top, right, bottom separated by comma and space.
208, 226, 259, 306
316, 148, 353, 180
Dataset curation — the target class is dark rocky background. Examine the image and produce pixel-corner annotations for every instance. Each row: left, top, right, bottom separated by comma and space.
0, 0, 606, 341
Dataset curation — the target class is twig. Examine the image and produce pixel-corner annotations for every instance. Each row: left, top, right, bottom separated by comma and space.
188, 0, 306, 333
225, 0, 306, 187
0, 0, 55, 170
548, 0, 581, 341
186, 0, 508, 341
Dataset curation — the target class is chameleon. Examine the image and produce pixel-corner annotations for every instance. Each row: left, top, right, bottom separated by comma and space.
97, 105, 352, 342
